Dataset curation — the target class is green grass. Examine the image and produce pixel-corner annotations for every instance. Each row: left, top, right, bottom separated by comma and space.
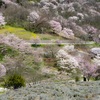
0, 44, 18, 61
91, 43, 100, 47
0, 26, 65, 40
37, 33, 65, 40
0, 25, 37, 40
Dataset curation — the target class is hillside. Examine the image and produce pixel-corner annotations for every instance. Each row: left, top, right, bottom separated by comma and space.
0, 0, 100, 42
0, 0, 100, 100
0, 80, 100, 100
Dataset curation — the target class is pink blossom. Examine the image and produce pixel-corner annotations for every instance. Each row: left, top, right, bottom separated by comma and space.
49, 20, 62, 33
85, 25, 97, 34
61, 28, 74, 39
0, 13, 6, 27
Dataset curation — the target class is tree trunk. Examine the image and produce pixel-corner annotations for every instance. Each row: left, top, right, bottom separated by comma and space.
83, 77, 86, 81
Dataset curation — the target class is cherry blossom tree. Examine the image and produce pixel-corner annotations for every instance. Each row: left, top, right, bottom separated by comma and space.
56, 45, 99, 81
49, 20, 74, 39
27, 11, 40, 24
0, 13, 6, 28
49, 20, 62, 33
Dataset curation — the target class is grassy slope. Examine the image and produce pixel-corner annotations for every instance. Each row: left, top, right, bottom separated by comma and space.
0, 25, 64, 40
0, 25, 37, 40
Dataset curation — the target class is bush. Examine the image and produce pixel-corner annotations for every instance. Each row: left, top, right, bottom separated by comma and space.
31, 43, 41, 47
0, 0, 3, 8
75, 76, 80, 82
4, 73, 25, 89
0, 44, 18, 61
95, 76, 100, 81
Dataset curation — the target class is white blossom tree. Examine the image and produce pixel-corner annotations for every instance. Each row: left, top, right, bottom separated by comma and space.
49, 20, 74, 39
0, 13, 6, 28
56, 45, 99, 81
27, 11, 40, 24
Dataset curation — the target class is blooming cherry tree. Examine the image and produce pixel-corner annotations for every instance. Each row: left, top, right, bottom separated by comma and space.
49, 20, 74, 39
0, 34, 33, 53
49, 20, 62, 33
56, 45, 79, 71
0, 13, 6, 27
27, 11, 40, 24
56, 45, 99, 81
61, 28, 74, 39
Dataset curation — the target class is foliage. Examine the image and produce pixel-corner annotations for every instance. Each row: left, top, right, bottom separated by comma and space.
0, 80, 100, 100
0, 44, 18, 61
82, 16, 100, 29
0, 0, 3, 8
96, 0, 100, 2
4, 73, 25, 89
30, 0, 41, 2
31, 43, 41, 47
49, 20, 62, 33
4, 5, 29, 28
56, 45, 99, 81
0, 25, 37, 40
49, 20, 74, 39
16, 0, 41, 4
27, 10, 50, 33
75, 76, 80, 82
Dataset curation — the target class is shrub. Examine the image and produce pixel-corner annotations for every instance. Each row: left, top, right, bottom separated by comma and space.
0, 0, 3, 8
4, 73, 25, 89
95, 76, 100, 81
75, 76, 80, 82
0, 43, 18, 61
31, 43, 41, 47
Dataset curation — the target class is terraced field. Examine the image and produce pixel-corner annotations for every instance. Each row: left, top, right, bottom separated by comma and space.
0, 81, 100, 100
